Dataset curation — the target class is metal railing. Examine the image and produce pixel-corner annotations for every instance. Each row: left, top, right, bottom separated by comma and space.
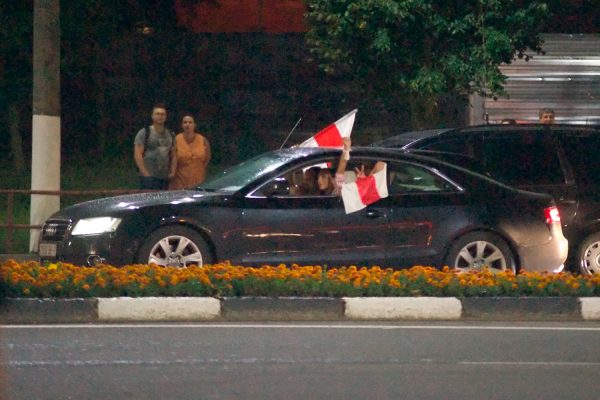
0, 189, 145, 253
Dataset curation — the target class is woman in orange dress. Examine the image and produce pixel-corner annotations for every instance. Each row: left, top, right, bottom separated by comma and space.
168, 114, 211, 189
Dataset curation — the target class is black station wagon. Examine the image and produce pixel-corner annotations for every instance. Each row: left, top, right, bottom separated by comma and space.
373, 124, 600, 274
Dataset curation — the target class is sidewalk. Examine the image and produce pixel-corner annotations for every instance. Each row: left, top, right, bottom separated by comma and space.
1, 296, 599, 323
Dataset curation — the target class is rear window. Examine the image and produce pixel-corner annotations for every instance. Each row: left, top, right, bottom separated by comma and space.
479, 134, 565, 186
561, 135, 600, 185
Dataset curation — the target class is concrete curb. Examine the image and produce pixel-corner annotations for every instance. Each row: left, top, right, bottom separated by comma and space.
461, 297, 582, 320
344, 297, 462, 320
1, 297, 600, 323
0, 298, 98, 323
97, 297, 220, 321
221, 297, 345, 321
580, 297, 600, 320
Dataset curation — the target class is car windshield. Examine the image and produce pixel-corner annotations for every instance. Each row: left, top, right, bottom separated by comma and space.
200, 151, 297, 193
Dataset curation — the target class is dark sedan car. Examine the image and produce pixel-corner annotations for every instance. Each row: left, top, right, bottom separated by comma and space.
372, 124, 600, 274
39, 147, 567, 273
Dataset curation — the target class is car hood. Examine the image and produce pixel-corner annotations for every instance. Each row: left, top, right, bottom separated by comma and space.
49, 190, 222, 220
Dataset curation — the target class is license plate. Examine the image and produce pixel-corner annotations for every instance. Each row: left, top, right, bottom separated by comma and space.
39, 243, 57, 258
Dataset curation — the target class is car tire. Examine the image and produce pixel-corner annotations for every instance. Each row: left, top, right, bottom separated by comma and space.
137, 225, 213, 267
576, 232, 600, 275
445, 232, 516, 273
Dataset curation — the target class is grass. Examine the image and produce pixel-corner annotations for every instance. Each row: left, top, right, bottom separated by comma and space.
0, 155, 140, 253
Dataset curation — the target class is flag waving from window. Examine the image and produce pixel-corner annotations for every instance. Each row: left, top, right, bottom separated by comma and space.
341, 164, 388, 214
299, 109, 357, 148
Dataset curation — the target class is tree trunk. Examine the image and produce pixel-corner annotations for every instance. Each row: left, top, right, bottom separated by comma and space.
8, 103, 25, 172
31, 0, 61, 252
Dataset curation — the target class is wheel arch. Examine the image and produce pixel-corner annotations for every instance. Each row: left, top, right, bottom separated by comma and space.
135, 216, 218, 264
572, 221, 600, 245
571, 223, 600, 274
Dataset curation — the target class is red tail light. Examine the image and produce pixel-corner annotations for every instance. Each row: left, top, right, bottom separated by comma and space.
544, 206, 561, 224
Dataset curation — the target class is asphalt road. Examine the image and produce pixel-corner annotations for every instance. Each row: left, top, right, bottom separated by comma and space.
1, 321, 599, 400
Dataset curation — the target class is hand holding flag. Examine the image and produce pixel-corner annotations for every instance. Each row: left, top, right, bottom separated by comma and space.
341, 163, 388, 214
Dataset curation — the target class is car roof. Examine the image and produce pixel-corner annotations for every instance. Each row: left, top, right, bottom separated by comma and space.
371, 129, 453, 148
372, 123, 600, 148
457, 123, 600, 134
273, 145, 480, 174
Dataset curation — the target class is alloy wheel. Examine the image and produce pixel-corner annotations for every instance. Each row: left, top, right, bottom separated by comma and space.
148, 235, 204, 267
580, 240, 600, 274
453, 240, 508, 272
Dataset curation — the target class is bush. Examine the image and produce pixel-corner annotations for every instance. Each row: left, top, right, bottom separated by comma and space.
1, 260, 599, 298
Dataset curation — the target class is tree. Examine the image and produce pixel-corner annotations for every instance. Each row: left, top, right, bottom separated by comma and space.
0, 1, 33, 171
304, 0, 550, 128
60, 0, 180, 158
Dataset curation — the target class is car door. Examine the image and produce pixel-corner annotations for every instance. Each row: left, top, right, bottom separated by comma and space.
558, 132, 600, 238
477, 130, 578, 232
383, 160, 464, 267
235, 159, 389, 266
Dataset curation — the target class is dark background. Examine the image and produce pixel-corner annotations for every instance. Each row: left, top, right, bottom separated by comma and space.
1, 0, 599, 172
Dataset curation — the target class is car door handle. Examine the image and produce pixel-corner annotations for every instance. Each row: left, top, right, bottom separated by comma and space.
366, 209, 383, 219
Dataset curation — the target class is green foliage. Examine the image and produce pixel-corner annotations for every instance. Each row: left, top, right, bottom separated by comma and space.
305, 0, 550, 120
3, 261, 599, 298
0, 1, 32, 105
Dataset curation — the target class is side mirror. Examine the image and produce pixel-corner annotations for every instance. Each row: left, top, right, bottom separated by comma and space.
263, 177, 291, 197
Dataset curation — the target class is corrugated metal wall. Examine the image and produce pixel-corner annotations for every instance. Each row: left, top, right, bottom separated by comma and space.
470, 33, 600, 125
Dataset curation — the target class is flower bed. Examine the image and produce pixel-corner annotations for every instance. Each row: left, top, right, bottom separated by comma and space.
1, 259, 599, 298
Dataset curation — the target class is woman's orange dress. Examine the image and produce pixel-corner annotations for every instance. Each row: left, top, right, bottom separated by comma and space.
169, 133, 210, 189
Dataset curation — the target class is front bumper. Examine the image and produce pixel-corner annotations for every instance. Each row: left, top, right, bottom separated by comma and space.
39, 233, 126, 266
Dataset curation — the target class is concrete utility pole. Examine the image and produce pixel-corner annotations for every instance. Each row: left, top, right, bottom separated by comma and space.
30, 0, 60, 251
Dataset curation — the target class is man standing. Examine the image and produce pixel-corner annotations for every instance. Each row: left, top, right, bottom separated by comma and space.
539, 108, 555, 124
134, 103, 176, 189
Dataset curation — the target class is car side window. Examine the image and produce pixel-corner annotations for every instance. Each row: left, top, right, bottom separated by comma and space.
561, 135, 600, 185
419, 134, 481, 158
252, 160, 335, 197
480, 134, 565, 186
387, 162, 456, 194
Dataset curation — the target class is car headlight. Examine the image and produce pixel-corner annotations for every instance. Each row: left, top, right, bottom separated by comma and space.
71, 217, 122, 236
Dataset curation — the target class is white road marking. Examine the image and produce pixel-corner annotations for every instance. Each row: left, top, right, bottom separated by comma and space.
1, 323, 600, 331
6, 359, 600, 368
460, 361, 600, 366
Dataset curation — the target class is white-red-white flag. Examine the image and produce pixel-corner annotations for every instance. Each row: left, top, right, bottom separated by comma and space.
341, 164, 388, 214
299, 109, 357, 148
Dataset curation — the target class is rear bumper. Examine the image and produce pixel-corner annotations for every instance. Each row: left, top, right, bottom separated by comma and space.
516, 229, 569, 273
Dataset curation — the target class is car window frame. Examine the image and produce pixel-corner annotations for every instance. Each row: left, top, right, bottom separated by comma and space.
557, 130, 600, 186
478, 129, 570, 187
246, 156, 340, 199
248, 154, 464, 200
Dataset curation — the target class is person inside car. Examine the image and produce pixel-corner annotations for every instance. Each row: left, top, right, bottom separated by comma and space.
291, 166, 321, 195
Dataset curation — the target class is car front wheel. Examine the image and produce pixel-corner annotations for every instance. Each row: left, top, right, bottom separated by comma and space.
445, 232, 516, 273
577, 232, 600, 275
138, 226, 213, 267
